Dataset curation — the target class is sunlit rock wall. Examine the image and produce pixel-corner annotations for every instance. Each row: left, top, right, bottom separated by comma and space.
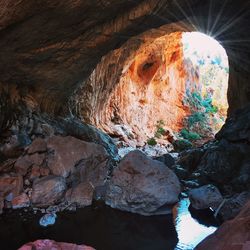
76, 29, 202, 144
101, 32, 197, 143
76, 29, 230, 145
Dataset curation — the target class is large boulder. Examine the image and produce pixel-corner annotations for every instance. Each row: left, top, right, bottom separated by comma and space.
105, 150, 181, 216
195, 200, 250, 250
188, 184, 223, 210
47, 136, 109, 180
18, 239, 95, 250
31, 175, 66, 207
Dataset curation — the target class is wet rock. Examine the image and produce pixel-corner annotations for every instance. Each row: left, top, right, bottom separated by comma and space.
39, 213, 57, 227
31, 176, 66, 207
189, 184, 223, 210
47, 136, 109, 178
106, 150, 181, 215
12, 193, 30, 209
14, 155, 33, 175
195, 200, 250, 250
65, 182, 94, 207
27, 138, 47, 154
18, 239, 95, 250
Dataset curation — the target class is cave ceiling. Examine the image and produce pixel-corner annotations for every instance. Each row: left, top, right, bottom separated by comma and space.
0, 0, 249, 114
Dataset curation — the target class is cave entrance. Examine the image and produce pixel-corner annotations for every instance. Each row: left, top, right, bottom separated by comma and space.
77, 30, 229, 154
107, 32, 229, 150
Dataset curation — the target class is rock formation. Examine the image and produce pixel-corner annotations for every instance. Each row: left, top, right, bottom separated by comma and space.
0, 0, 249, 249
195, 200, 250, 250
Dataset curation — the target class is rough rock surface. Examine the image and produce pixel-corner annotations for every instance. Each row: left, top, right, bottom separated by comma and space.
18, 239, 95, 250
106, 150, 181, 215
27, 138, 47, 154
31, 176, 66, 207
189, 184, 223, 210
195, 200, 250, 250
216, 103, 250, 142
12, 193, 30, 209
47, 135, 109, 182
217, 192, 250, 221
65, 182, 94, 207
0, 175, 23, 199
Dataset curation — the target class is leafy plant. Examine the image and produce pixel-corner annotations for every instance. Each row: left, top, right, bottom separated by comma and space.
147, 137, 157, 146
147, 120, 166, 145
180, 129, 201, 141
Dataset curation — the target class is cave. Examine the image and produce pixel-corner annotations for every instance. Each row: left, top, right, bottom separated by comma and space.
0, 1, 249, 250
75, 30, 229, 153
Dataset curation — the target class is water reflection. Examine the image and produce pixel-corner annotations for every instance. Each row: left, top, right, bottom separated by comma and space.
173, 199, 218, 250
0, 199, 218, 250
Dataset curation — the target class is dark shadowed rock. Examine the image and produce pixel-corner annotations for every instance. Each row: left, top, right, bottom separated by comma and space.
216, 104, 250, 142
31, 176, 66, 207
14, 156, 33, 176
18, 239, 95, 250
106, 150, 181, 216
0, 175, 23, 199
196, 144, 244, 185
195, 200, 250, 250
189, 184, 223, 210
65, 182, 94, 207
217, 192, 250, 221
27, 138, 47, 154
177, 148, 205, 172
154, 153, 175, 168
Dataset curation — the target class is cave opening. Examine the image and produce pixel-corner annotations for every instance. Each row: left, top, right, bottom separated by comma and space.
76, 30, 229, 156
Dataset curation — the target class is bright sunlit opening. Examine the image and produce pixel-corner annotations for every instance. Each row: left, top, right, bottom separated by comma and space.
182, 32, 229, 135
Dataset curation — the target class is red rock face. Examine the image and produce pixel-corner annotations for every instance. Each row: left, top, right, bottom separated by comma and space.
18, 239, 95, 250
78, 30, 199, 144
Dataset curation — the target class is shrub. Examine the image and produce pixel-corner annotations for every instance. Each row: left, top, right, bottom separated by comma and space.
155, 127, 165, 138
180, 129, 201, 141
173, 139, 193, 152
147, 137, 157, 146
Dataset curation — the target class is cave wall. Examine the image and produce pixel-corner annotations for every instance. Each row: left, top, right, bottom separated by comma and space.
75, 28, 202, 143
0, 0, 249, 127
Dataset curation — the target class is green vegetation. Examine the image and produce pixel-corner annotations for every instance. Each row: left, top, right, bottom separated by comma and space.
147, 120, 166, 145
180, 90, 219, 144
173, 139, 193, 152
147, 137, 157, 146
180, 128, 201, 141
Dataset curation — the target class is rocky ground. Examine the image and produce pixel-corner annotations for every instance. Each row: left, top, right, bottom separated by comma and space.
0, 104, 249, 249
